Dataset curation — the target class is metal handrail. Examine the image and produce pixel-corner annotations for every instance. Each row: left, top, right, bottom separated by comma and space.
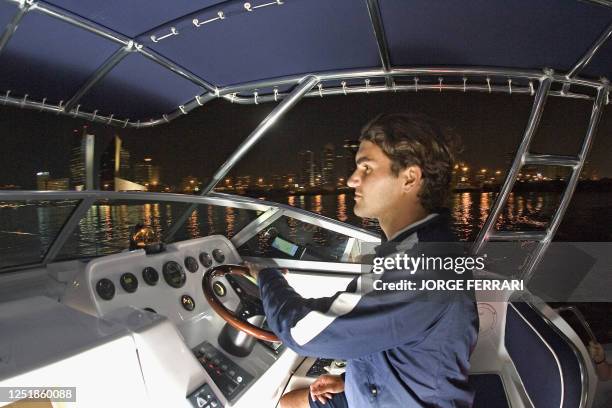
555, 305, 598, 344
0, 1, 609, 127
163, 75, 320, 242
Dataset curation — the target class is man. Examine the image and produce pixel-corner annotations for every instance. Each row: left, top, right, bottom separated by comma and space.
249, 113, 479, 407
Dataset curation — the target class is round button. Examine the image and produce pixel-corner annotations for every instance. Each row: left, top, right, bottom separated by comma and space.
185, 256, 199, 273
181, 294, 195, 311
120, 272, 138, 293
212, 249, 225, 263
163, 261, 186, 288
142, 267, 159, 286
199, 251, 213, 268
96, 278, 115, 300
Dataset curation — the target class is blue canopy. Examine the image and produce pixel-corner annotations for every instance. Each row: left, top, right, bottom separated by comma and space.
0, 0, 611, 124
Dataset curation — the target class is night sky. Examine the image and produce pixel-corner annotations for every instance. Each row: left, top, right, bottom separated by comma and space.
1, 91, 611, 189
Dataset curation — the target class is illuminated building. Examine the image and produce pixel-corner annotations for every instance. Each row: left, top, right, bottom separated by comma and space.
100, 135, 134, 190
69, 126, 95, 190
36, 171, 69, 191
134, 157, 161, 187
321, 143, 335, 185
298, 150, 315, 187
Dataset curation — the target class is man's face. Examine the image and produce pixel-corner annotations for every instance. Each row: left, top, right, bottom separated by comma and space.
347, 141, 405, 219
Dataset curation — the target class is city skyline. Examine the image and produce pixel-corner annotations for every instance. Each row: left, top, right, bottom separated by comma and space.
1, 91, 611, 190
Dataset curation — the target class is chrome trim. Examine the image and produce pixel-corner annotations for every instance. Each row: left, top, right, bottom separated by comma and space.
30, 1, 130, 46
473, 74, 552, 254
0, 79, 595, 129
0, 190, 272, 211
0, 0, 607, 127
137, 47, 216, 93
365, 0, 394, 88
509, 303, 565, 408
212, 192, 380, 242
218, 67, 604, 97
64, 45, 133, 113
204, 76, 319, 195
0, 0, 29, 56
163, 76, 319, 242
555, 305, 597, 343
566, 20, 612, 80
230, 207, 283, 248
277, 206, 379, 243
523, 153, 580, 167
522, 85, 606, 282
488, 231, 547, 242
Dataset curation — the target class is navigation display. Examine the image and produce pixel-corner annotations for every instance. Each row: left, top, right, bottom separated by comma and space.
271, 236, 300, 257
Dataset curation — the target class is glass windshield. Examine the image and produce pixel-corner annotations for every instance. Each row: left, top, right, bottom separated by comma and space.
238, 215, 377, 263
55, 200, 260, 260
0, 199, 79, 269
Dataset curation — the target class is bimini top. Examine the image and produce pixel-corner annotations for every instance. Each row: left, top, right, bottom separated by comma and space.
1, 0, 612, 127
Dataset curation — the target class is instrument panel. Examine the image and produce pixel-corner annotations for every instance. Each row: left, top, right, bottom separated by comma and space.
65, 235, 242, 321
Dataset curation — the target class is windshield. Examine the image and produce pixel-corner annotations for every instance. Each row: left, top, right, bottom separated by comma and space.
0, 199, 79, 269
55, 200, 261, 261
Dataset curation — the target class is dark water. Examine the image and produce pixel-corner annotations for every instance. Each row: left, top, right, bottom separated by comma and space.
276, 191, 612, 242
1, 191, 611, 269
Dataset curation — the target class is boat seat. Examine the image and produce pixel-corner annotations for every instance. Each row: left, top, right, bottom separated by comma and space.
469, 374, 509, 408
505, 302, 583, 408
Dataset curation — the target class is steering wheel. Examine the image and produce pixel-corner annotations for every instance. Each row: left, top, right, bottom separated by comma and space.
202, 264, 279, 342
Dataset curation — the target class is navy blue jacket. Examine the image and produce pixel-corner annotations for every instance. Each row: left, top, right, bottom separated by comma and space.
259, 213, 479, 407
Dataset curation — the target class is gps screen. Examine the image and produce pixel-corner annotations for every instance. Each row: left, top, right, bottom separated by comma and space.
271, 236, 299, 257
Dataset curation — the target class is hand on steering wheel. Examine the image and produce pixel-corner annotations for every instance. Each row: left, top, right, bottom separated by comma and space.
202, 264, 279, 342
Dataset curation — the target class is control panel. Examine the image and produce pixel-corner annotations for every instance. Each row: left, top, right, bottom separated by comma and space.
193, 341, 254, 401
63, 235, 242, 321
187, 383, 224, 408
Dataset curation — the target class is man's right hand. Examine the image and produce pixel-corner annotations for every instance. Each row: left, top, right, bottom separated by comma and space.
309, 374, 345, 405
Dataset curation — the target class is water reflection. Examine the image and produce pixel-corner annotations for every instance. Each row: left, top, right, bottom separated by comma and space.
188, 209, 200, 238
3, 191, 605, 265
336, 194, 347, 222
225, 207, 235, 238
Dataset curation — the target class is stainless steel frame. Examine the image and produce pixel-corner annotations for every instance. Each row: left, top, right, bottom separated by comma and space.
63, 44, 134, 113
1, 0, 216, 118
562, 19, 612, 94
521, 85, 607, 282
473, 77, 607, 284
0, 0, 29, 56
555, 305, 597, 343
164, 75, 319, 242
567, 20, 612, 80
473, 73, 553, 255
230, 207, 283, 248
365, 0, 393, 88
0, 67, 604, 128
0, 0, 610, 128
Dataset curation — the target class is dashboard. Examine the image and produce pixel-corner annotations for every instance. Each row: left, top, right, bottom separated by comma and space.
72, 235, 240, 320
60, 235, 299, 408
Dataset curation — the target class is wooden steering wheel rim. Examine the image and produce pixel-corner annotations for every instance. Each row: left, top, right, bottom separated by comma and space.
202, 264, 279, 342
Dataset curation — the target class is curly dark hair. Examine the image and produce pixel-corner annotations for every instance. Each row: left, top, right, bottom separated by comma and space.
359, 113, 460, 212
